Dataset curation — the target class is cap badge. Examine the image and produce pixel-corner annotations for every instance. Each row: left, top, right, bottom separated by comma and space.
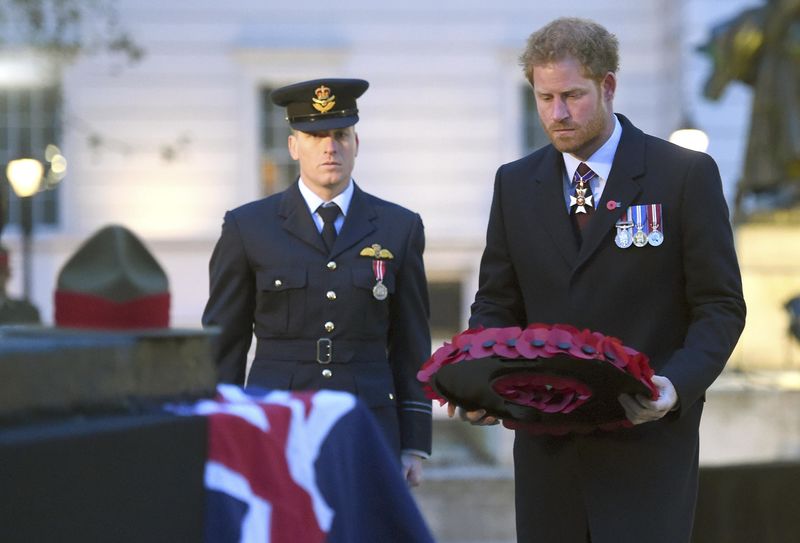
312, 85, 336, 113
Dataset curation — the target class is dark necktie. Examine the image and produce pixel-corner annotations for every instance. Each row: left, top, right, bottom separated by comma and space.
570, 162, 596, 237
317, 203, 340, 252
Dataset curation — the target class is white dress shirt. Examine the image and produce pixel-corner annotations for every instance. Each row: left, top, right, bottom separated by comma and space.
297, 178, 355, 233
561, 114, 623, 212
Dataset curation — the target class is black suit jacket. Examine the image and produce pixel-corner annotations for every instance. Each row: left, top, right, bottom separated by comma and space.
203, 182, 432, 455
470, 114, 746, 542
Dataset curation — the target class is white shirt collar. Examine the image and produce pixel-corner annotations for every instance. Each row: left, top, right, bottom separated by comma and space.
297, 178, 355, 216
562, 114, 622, 181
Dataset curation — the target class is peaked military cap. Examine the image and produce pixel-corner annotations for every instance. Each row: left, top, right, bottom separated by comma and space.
54, 225, 170, 329
271, 78, 369, 131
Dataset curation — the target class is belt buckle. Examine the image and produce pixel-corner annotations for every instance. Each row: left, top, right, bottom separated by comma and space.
316, 338, 332, 364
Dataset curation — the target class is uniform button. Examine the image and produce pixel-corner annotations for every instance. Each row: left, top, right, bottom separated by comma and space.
274, 279, 282, 287
324, 321, 335, 332
388, 393, 395, 400
321, 369, 333, 378
326, 291, 337, 300
326, 261, 337, 270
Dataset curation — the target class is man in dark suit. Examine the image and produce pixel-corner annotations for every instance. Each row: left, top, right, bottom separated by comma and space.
202, 78, 432, 485
456, 18, 746, 542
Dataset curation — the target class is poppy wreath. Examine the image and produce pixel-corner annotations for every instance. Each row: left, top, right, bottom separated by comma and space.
417, 323, 659, 435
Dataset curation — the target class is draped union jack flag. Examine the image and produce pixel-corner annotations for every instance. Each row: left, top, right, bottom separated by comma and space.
171, 385, 434, 543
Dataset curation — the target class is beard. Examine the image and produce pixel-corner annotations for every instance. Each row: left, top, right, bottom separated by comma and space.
544, 104, 612, 158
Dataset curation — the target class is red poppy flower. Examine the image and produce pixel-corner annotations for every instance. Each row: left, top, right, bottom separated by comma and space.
417, 328, 484, 402
416, 341, 464, 383
452, 326, 483, 354
544, 325, 578, 355
492, 373, 593, 414
566, 328, 605, 360
468, 327, 513, 359
598, 335, 629, 370
491, 326, 523, 358
516, 323, 551, 359
626, 351, 658, 398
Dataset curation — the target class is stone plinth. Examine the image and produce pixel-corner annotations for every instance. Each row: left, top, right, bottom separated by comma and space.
0, 327, 217, 421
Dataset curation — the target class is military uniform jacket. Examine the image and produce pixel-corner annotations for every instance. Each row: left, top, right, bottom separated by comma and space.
203, 181, 432, 455
469, 114, 746, 543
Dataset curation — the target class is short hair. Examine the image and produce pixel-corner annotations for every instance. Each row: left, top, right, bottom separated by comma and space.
519, 17, 619, 85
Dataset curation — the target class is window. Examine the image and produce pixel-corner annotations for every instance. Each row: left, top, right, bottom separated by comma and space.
1, 85, 62, 229
259, 87, 299, 196
522, 86, 549, 153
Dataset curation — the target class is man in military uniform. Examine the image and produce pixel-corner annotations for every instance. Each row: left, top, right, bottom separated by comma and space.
0, 246, 40, 325
202, 78, 432, 485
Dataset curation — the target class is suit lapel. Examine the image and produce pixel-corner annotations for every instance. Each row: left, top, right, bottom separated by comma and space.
531, 146, 579, 267
331, 183, 377, 259
575, 115, 645, 270
279, 182, 329, 254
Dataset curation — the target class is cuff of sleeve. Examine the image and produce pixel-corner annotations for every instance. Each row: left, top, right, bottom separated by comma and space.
401, 449, 429, 459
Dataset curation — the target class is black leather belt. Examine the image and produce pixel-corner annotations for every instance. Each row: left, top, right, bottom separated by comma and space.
255, 338, 386, 364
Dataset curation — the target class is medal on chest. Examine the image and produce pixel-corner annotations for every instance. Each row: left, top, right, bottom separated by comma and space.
360, 243, 394, 301
372, 260, 388, 300
614, 207, 634, 249
632, 205, 648, 247
615, 221, 634, 248
614, 204, 665, 249
646, 204, 664, 246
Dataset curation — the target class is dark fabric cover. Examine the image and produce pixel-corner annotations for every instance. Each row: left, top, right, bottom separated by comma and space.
0, 413, 207, 543
315, 399, 435, 543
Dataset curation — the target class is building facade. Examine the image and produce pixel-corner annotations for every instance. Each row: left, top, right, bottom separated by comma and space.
3, 0, 771, 363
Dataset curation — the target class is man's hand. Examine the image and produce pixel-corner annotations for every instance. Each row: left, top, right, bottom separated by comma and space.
446, 403, 500, 425
618, 375, 679, 425
401, 452, 424, 487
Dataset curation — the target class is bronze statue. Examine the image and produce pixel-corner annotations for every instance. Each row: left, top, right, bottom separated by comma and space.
701, 0, 800, 216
